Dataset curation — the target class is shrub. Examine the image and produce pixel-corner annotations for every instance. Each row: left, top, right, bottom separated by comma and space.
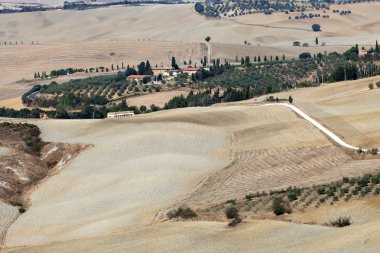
369, 83, 374, 90
376, 81, 380, 88
288, 192, 298, 202
226, 199, 237, 205
312, 23, 321, 32
326, 186, 336, 197
333, 196, 339, 202
287, 187, 301, 202
225, 206, 239, 219
167, 206, 197, 219
272, 197, 291, 216
340, 187, 349, 195
317, 187, 326, 195
344, 193, 352, 201
374, 188, 380, 195
228, 217, 242, 227
369, 148, 378, 155
357, 174, 371, 187
330, 216, 351, 227
372, 176, 380, 185
245, 194, 255, 201
351, 188, 359, 195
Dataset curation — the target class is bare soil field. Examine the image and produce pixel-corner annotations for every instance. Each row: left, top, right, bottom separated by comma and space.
0, 41, 206, 87
210, 43, 350, 62
126, 88, 192, 107
1, 3, 379, 45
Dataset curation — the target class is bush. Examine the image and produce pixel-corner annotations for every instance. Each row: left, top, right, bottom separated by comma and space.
167, 206, 197, 219
330, 216, 351, 227
245, 194, 255, 201
312, 23, 321, 32
369, 83, 374, 90
317, 187, 326, 195
226, 199, 237, 205
225, 206, 239, 219
344, 193, 352, 201
369, 148, 378, 155
272, 197, 291, 216
228, 217, 242, 227
376, 81, 380, 88
287, 187, 301, 201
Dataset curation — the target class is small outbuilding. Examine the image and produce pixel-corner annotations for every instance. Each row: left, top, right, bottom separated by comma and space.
107, 111, 134, 119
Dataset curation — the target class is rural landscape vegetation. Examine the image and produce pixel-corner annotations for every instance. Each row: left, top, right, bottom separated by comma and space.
0, 0, 380, 252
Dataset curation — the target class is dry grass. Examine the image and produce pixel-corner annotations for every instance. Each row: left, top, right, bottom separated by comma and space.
236, 75, 380, 148
126, 88, 192, 107
2, 99, 380, 250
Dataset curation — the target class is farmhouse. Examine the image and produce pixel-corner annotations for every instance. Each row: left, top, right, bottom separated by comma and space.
152, 67, 171, 75
127, 75, 153, 83
182, 67, 201, 74
360, 47, 372, 56
107, 111, 134, 119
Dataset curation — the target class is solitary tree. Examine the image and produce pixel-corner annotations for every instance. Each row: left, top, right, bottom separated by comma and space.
205, 36, 211, 42
315, 37, 319, 45
312, 24, 321, 32
289, 96, 293, 103
171, 56, 178, 69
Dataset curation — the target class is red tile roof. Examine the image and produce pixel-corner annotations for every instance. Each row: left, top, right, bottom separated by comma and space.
183, 68, 200, 71
152, 67, 171, 70
127, 75, 152, 79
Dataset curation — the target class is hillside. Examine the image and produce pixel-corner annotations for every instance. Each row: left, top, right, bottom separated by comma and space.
1, 78, 380, 251
1, 2, 380, 106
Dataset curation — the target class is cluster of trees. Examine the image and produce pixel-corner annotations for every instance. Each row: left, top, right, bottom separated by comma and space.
200, 0, 332, 18
34, 62, 133, 79
0, 41, 27, 45
0, 5, 49, 14
164, 87, 252, 110
191, 46, 380, 97
63, 0, 179, 11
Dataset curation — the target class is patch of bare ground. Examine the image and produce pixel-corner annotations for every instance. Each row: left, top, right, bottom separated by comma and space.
0, 122, 88, 210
